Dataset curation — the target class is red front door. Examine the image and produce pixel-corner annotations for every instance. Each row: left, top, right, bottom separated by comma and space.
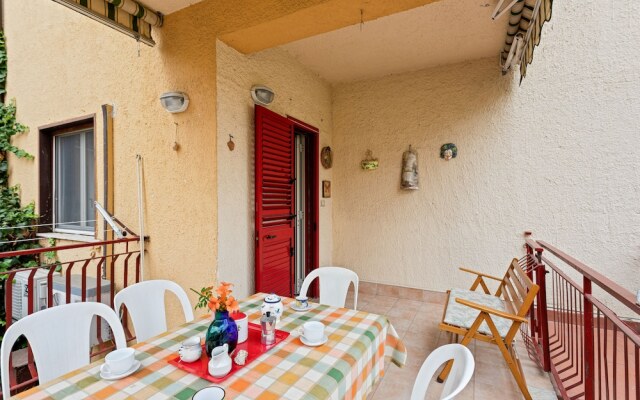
254, 105, 295, 296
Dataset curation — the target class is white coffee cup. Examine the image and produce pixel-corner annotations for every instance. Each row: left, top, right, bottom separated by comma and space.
232, 312, 249, 343
295, 296, 309, 309
301, 321, 324, 343
105, 348, 135, 375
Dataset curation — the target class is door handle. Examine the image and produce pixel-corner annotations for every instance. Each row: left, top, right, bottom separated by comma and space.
265, 234, 277, 240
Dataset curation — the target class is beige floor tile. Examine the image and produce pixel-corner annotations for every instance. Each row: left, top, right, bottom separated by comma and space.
387, 307, 418, 321
377, 283, 402, 297
360, 303, 395, 316
366, 293, 554, 400
474, 358, 515, 387
359, 281, 378, 295
422, 290, 448, 304
372, 361, 420, 399
365, 295, 398, 308
398, 286, 425, 301
394, 298, 426, 312
388, 316, 414, 338
357, 292, 380, 304
474, 380, 522, 400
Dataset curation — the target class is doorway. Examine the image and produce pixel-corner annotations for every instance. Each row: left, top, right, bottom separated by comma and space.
254, 106, 319, 297
293, 125, 319, 295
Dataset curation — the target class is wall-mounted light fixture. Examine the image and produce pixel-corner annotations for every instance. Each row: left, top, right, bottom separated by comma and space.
250, 85, 275, 106
160, 91, 189, 113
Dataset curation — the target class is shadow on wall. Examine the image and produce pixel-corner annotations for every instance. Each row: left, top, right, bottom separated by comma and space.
246, 103, 256, 293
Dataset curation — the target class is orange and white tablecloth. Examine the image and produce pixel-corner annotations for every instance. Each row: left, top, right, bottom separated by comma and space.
16, 293, 407, 400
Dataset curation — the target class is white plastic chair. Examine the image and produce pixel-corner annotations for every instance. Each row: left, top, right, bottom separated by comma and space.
299, 267, 359, 309
1, 302, 126, 399
114, 280, 194, 343
410, 344, 475, 400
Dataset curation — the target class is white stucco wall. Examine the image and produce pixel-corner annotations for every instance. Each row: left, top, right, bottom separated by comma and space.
216, 41, 333, 298
331, 1, 640, 304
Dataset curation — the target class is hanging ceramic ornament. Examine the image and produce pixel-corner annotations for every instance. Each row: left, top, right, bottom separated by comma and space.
360, 150, 379, 170
401, 145, 418, 190
227, 135, 235, 151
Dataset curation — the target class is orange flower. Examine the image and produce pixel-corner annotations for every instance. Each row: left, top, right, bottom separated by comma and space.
225, 296, 239, 312
216, 282, 233, 297
207, 297, 220, 312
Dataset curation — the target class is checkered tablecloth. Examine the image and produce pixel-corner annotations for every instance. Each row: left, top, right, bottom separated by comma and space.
15, 293, 406, 400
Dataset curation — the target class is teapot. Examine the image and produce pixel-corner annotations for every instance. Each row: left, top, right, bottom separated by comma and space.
208, 344, 232, 378
260, 294, 284, 321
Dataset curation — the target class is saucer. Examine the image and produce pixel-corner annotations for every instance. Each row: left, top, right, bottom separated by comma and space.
300, 335, 328, 347
290, 303, 312, 312
100, 360, 141, 380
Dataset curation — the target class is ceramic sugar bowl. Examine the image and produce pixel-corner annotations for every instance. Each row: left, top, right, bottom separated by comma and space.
178, 336, 202, 363
260, 294, 284, 321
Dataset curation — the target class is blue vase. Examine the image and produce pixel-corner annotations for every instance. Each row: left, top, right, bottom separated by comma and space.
205, 311, 238, 357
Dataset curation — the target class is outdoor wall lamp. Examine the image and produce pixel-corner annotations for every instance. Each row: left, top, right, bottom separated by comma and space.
160, 91, 189, 113
250, 85, 275, 106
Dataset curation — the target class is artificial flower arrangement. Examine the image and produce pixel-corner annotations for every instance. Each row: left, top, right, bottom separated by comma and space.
191, 281, 239, 313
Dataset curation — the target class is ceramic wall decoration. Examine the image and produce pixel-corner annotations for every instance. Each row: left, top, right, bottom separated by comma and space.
227, 135, 235, 151
440, 143, 457, 160
321, 146, 333, 169
401, 145, 418, 190
322, 181, 331, 198
361, 150, 379, 170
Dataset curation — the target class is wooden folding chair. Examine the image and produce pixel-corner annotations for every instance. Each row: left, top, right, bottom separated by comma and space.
438, 258, 539, 400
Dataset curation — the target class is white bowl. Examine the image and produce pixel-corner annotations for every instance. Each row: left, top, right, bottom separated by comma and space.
192, 386, 225, 400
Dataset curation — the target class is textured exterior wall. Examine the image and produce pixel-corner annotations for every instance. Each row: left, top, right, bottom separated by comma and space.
4, 1, 218, 323
216, 41, 333, 298
332, 1, 640, 302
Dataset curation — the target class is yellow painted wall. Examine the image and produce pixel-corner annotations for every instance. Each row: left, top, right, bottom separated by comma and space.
216, 41, 333, 298
5, 0, 218, 325
331, 1, 640, 310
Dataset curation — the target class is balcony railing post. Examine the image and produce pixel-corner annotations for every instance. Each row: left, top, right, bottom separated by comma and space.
583, 277, 595, 400
525, 234, 537, 339
535, 249, 551, 372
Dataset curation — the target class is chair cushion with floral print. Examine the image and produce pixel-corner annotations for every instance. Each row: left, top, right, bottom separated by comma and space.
443, 288, 513, 338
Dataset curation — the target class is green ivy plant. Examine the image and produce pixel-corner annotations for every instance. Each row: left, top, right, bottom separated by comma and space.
0, 30, 40, 335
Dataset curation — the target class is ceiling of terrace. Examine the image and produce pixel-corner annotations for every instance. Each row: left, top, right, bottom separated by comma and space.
280, 0, 509, 83
142, 0, 202, 14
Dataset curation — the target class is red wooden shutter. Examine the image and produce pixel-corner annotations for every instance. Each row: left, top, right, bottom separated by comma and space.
255, 105, 295, 296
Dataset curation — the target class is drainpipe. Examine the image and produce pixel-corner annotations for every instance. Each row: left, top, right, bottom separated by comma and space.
1, 0, 4, 105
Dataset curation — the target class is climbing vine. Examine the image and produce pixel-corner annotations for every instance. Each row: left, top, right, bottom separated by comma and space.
0, 31, 40, 334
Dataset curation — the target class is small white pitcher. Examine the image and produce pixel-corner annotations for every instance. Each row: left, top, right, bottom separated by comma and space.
208, 344, 232, 378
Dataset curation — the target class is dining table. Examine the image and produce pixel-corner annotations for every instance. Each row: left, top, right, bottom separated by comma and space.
14, 293, 407, 400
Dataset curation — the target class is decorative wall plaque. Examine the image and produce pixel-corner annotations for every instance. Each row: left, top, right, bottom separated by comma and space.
321, 146, 333, 169
440, 143, 457, 160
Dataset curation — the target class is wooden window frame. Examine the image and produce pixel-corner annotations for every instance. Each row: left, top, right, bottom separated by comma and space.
39, 115, 96, 235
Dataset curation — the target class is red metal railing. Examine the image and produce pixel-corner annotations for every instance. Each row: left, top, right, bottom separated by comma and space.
523, 233, 640, 400
0, 237, 142, 396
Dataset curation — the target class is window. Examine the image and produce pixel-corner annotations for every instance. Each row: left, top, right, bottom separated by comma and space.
53, 129, 95, 233
39, 117, 96, 235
